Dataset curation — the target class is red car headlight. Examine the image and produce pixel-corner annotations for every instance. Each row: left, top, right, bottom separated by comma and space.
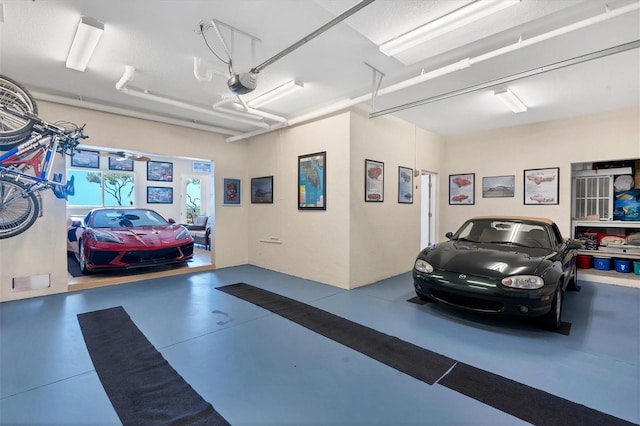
91, 230, 123, 244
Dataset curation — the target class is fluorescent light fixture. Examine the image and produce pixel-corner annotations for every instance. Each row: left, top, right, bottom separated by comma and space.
494, 88, 527, 113
66, 17, 104, 71
380, 0, 520, 56
247, 80, 304, 108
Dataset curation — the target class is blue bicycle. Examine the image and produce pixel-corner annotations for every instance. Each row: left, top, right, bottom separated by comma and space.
0, 75, 87, 239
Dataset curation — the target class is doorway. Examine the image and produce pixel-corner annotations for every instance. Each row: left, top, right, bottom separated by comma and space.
420, 172, 438, 249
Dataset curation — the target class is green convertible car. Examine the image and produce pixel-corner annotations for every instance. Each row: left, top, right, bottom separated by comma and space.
413, 216, 582, 330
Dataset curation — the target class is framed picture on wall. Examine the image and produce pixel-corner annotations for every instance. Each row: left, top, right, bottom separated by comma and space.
223, 178, 241, 205
108, 157, 134, 171
146, 186, 173, 204
449, 173, 475, 205
298, 151, 326, 210
71, 150, 100, 169
482, 175, 515, 198
524, 167, 559, 205
365, 159, 384, 202
251, 176, 273, 203
147, 161, 173, 182
398, 166, 413, 204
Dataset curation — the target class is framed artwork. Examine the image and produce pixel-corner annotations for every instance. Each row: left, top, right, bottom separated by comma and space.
108, 157, 134, 171
192, 160, 212, 173
223, 178, 241, 205
146, 186, 173, 204
147, 161, 173, 182
398, 166, 413, 204
482, 175, 515, 198
449, 173, 475, 205
298, 151, 326, 210
71, 150, 100, 169
524, 167, 559, 205
365, 159, 384, 202
251, 176, 273, 204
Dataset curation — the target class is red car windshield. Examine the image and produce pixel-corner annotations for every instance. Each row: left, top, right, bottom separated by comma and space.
90, 209, 169, 228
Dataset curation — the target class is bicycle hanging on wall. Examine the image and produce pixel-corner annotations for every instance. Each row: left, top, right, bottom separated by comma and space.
0, 74, 87, 239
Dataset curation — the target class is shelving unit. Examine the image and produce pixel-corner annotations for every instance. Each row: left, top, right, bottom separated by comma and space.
572, 220, 640, 287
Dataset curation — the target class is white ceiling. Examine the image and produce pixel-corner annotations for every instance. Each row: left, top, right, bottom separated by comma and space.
1, 0, 638, 141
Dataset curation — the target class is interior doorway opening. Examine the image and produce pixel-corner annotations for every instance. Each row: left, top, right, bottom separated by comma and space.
420, 172, 438, 250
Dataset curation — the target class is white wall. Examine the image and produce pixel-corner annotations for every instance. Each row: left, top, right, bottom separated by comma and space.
247, 113, 352, 288
439, 107, 640, 240
0, 101, 250, 302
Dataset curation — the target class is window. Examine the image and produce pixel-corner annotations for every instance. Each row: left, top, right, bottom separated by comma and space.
67, 170, 135, 207
573, 176, 612, 220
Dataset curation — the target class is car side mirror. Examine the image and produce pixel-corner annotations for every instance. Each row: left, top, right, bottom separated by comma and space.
168, 218, 176, 224
445, 232, 454, 239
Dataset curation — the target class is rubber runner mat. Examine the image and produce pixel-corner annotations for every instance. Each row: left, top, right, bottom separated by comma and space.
219, 283, 637, 426
78, 306, 229, 426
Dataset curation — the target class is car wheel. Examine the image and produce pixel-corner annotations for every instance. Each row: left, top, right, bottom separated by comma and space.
540, 286, 562, 330
78, 240, 91, 274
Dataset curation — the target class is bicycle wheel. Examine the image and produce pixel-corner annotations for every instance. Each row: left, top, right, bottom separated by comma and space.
0, 177, 40, 239
0, 75, 38, 149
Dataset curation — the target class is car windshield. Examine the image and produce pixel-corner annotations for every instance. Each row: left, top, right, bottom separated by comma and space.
454, 219, 551, 249
91, 209, 169, 228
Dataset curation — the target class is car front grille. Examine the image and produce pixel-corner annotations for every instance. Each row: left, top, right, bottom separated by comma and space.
429, 288, 504, 313
122, 247, 182, 264
90, 251, 119, 265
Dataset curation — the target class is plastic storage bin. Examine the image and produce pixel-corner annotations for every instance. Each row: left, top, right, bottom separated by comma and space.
634, 261, 640, 275
614, 259, 631, 273
577, 255, 592, 269
593, 257, 611, 270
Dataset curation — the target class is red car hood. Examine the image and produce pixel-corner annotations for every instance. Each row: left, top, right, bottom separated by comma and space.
97, 225, 188, 248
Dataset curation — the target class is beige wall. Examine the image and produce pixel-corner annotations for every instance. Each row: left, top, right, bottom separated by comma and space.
2, 101, 638, 301
440, 107, 640, 240
247, 113, 352, 288
0, 101, 250, 302
349, 107, 446, 288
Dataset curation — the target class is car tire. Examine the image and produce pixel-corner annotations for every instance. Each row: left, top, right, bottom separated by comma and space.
78, 240, 91, 274
540, 286, 562, 330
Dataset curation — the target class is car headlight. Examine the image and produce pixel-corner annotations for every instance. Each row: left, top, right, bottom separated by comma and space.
175, 227, 190, 240
501, 275, 544, 289
91, 230, 123, 244
414, 259, 434, 274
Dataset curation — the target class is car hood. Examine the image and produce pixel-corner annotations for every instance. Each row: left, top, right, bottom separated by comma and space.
96, 225, 188, 247
420, 241, 552, 278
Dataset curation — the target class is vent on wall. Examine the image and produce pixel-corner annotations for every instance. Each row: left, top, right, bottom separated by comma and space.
13, 274, 51, 292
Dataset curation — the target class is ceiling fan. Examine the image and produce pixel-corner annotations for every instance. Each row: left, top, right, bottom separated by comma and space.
98, 150, 151, 162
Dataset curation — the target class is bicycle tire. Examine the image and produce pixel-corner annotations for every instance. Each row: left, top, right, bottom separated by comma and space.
0, 75, 38, 149
0, 177, 40, 239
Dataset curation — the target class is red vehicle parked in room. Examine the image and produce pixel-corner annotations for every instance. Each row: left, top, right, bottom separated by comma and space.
67, 208, 193, 274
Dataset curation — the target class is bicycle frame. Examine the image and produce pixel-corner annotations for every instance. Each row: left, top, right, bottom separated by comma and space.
0, 110, 83, 201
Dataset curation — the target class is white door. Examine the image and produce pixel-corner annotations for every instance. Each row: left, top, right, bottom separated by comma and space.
420, 172, 438, 249
181, 174, 211, 224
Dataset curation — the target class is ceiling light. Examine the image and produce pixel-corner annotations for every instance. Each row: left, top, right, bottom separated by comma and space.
66, 17, 104, 72
494, 88, 527, 113
379, 0, 520, 57
247, 80, 304, 108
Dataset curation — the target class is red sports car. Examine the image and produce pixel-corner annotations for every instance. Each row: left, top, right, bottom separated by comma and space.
67, 208, 194, 274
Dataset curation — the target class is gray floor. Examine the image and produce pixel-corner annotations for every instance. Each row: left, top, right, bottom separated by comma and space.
1, 265, 639, 425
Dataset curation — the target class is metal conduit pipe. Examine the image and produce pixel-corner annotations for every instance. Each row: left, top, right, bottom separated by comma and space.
30, 91, 240, 136
226, 1, 640, 142
118, 86, 272, 129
